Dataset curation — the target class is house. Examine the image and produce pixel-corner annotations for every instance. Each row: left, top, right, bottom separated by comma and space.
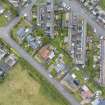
80, 85, 93, 100
61, 73, 79, 92
0, 4, 5, 14
17, 27, 26, 40
8, 0, 20, 7
37, 0, 54, 38
0, 48, 7, 60
97, 13, 105, 26
99, 36, 105, 86
0, 63, 10, 77
38, 45, 55, 61
5, 54, 17, 67
49, 53, 67, 77
98, 100, 105, 105
92, 99, 105, 105
26, 35, 42, 49
68, 12, 86, 65
8, 0, 28, 7
92, 6, 101, 17
82, 0, 99, 10
55, 63, 65, 74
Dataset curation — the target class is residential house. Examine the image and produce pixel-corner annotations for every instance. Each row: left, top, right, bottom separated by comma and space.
17, 27, 26, 40
80, 0, 99, 10
80, 85, 93, 100
8, 0, 20, 7
0, 63, 10, 77
5, 54, 17, 67
26, 35, 42, 49
38, 45, 55, 61
48, 53, 68, 78
92, 99, 105, 105
99, 36, 105, 86
0, 48, 7, 60
37, 0, 54, 38
61, 73, 79, 92
68, 12, 86, 65
8, 0, 28, 7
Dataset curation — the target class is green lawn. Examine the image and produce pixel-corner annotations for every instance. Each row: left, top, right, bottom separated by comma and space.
99, 0, 105, 10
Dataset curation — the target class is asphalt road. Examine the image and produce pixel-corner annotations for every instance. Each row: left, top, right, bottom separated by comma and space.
0, 0, 81, 105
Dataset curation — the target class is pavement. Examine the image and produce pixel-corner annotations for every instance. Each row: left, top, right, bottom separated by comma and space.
0, 0, 81, 105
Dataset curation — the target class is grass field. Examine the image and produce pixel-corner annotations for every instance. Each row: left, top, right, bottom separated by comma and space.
0, 59, 69, 105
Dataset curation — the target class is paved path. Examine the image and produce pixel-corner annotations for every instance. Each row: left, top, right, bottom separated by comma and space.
0, 0, 81, 105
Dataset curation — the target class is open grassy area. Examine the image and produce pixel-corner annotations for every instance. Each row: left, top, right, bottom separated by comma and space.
99, 0, 105, 10
0, 58, 69, 105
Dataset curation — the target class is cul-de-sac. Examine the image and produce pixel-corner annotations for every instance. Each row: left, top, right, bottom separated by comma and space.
0, 0, 105, 105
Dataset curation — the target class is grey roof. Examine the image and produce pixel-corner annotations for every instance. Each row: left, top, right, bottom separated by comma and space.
17, 28, 26, 39
99, 100, 105, 105
0, 63, 10, 76
26, 35, 41, 49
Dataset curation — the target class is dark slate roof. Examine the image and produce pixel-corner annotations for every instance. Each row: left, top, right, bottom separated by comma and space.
99, 100, 105, 105
0, 63, 10, 76
17, 28, 25, 38
27, 35, 38, 49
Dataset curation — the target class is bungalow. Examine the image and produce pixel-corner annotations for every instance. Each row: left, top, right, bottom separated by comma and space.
0, 48, 7, 60
8, 0, 28, 7
97, 13, 105, 26
99, 36, 105, 86
68, 12, 86, 65
38, 45, 55, 61
37, 0, 54, 38
92, 99, 105, 105
8, 0, 20, 7
5, 54, 17, 67
49, 53, 67, 78
0, 63, 10, 77
26, 35, 42, 49
80, 85, 93, 100
61, 73, 79, 92
83, 0, 99, 10
98, 100, 105, 105
17, 27, 26, 40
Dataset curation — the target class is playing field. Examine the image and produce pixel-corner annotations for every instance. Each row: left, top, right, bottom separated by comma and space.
0, 62, 68, 105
